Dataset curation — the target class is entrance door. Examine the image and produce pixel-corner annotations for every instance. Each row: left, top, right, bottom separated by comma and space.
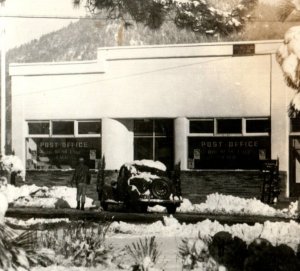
289, 136, 300, 196
133, 119, 174, 169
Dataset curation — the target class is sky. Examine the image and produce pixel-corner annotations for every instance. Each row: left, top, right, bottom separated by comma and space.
0, 0, 86, 49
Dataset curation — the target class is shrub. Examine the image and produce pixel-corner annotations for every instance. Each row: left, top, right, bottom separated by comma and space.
39, 221, 112, 267
0, 224, 53, 271
209, 231, 248, 271
245, 241, 300, 271
125, 236, 161, 271
179, 238, 218, 270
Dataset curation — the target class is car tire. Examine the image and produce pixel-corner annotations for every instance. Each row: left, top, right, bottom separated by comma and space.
166, 204, 177, 214
151, 179, 172, 200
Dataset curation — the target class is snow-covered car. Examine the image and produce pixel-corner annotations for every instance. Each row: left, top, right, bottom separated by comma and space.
101, 160, 182, 214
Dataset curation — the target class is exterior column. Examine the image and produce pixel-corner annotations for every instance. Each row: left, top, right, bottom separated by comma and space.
101, 118, 134, 170
271, 54, 290, 197
11, 77, 26, 170
174, 117, 188, 170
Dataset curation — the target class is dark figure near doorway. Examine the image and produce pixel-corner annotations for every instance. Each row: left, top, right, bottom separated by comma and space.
71, 157, 91, 211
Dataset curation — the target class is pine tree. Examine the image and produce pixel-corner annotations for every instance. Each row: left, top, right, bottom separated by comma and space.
74, 0, 258, 36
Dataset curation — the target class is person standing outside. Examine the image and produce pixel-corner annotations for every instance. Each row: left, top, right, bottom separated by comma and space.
71, 157, 90, 211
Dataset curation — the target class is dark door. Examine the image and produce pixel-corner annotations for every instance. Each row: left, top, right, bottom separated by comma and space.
289, 136, 300, 196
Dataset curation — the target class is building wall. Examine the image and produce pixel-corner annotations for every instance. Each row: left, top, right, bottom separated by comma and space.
10, 41, 292, 198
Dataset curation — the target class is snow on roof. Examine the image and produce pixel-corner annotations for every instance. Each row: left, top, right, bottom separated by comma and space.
127, 160, 167, 172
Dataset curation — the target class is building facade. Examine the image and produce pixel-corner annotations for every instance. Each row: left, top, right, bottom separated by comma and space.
9, 40, 299, 200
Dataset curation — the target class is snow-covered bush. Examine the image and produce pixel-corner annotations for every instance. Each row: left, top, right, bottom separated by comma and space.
209, 231, 247, 271
125, 236, 161, 271
181, 231, 300, 271
276, 26, 300, 117
0, 155, 25, 180
40, 222, 114, 268
179, 238, 220, 270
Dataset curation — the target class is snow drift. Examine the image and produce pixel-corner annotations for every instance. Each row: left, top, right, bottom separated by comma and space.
6, 184, 95, 209
110, 216, 300, 251
149, 193, 298, 218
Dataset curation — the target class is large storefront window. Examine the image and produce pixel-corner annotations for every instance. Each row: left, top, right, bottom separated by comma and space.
134, 119, 174, 169
188, 118, 270, 169
26, 120, 101, 170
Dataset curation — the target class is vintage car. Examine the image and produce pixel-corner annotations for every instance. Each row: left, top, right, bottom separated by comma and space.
101, 160, 182, 214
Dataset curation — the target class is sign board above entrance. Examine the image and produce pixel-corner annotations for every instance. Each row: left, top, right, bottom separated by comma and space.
233, 44, 255, 56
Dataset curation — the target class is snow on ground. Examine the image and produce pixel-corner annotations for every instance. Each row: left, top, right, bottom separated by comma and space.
6, 184, 95, 209
109, 216, 300, 251
149, 193, 298, 218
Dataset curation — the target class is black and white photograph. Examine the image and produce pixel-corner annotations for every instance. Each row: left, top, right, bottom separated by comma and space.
0, 0, 300, 270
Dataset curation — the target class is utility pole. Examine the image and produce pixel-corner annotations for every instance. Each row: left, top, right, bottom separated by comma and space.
0, 12, 5, 155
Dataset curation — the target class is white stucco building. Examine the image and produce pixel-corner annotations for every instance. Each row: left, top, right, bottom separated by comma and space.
9, 40, 300, 199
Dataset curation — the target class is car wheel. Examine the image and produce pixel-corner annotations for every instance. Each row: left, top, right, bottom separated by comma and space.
151, 179, 171, 200
166, 204, 177, 214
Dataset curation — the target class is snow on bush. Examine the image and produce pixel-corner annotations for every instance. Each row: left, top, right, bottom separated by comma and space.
1, 155, 25, 180
277, 26, 300, 115
6, 185, 95, 209
0, 177, 8, 222
149, 193, 298, 218
110, 216, 300, 251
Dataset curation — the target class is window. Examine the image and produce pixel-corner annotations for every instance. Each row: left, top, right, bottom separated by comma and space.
291, 118, 300, 133
28, 122, 49, 135
52, 121, 74, 135
78, 121, 101, 135
26, 138, 101, 170
26, 120, 101, 170
188, 137, 270, 169
134, 119, 173, 169
190, 119, 214, 134
188, 117, 271, 170
246, 119, 270, 133
217, 119, 242, 134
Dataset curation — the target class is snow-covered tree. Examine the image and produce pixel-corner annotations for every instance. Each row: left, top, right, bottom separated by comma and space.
277, 1, 300, 116
74, 0, 258, 36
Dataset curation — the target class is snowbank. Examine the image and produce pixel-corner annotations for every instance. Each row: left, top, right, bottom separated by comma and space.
5, 217, 69, 227
149, 193, 298, 218
7, 184, 95, 209
110, 216, 300, 251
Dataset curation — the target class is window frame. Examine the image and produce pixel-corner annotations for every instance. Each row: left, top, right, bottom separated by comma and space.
244, 118, 271, 136
188, 117, 270, 137
76, 120, 102, 137
26, 120, 102, 138
27, 121, 50, 138
189, 118, 214, 135
51, 120, 75, 138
